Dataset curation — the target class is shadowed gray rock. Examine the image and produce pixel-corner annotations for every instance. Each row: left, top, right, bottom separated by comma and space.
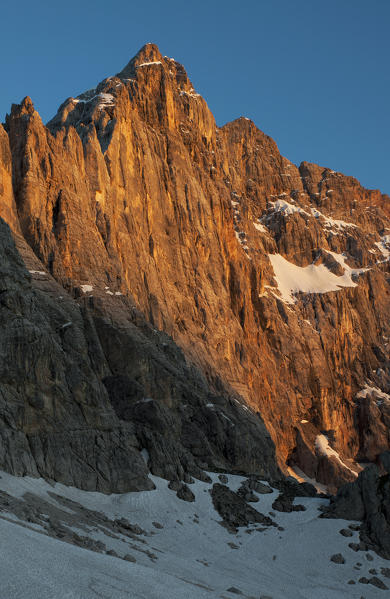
323, 460, 390, 559
0, 217, 280, 492
211, 483, 275, 530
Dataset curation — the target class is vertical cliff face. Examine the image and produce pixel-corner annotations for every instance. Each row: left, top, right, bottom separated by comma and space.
1, 43, 389, 490
0, 124, 19, 233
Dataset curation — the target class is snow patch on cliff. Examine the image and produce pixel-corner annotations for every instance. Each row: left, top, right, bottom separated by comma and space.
80, 284, 93, 293
326, 251, 368, 276
310, 208, 357, 231
374, 234, 390, 260
268, 252, 364, 304
77, 93, 115, 109
253, 221, 268, 233
263, 201, 358, 236
287, 465, 328, 495
315, 435, 357, 477
269, 199, 310, 217
356, 384, 390, 405
136, 61, 163, 68
180, 89, 200, 99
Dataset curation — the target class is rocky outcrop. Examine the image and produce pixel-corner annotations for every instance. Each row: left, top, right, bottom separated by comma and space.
210, 483, 275, 530
0, 43, 389, 490
323, 452, 390, 558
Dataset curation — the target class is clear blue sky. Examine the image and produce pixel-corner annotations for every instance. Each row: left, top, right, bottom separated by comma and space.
1, 0, 389, 194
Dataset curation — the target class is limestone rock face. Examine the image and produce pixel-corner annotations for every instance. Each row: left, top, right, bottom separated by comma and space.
0, 124, 19, 232
0, 216, 279, 491
324, 453, 390, 558
0, 43, 389, 490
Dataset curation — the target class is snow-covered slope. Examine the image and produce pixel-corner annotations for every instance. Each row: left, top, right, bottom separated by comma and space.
0, 471, 388, 598
268, 252, 366, 304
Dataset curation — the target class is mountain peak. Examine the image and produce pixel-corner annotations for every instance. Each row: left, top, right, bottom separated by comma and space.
12, 96, 35, 117
116, 43, 164, 79
138, 42, 163, 61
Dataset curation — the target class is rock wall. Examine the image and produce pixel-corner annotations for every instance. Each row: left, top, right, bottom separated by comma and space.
324, 452, 390, 558
0, 43, 389, 490
0, 216, 279, 491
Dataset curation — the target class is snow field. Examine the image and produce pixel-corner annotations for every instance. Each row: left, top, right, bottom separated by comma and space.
0, 471, 389, 598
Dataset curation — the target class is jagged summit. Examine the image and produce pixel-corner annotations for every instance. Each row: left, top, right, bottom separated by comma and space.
116, 42, 165, 79
115, 42, 193, 93
46, 42, 214, 144
8, 96, 35, 119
